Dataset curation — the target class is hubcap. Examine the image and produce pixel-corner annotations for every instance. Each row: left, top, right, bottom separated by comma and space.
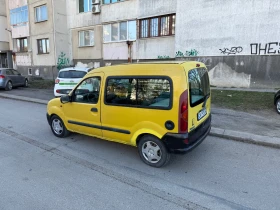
277, 101, 280, 113
52, 118, 63, 135
25, 80, 28, 86
142, 141, 162, 163
8, 82, 12, 90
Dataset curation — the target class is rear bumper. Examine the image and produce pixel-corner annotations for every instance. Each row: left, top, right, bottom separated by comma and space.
0, 80, 5, 88
54, 89, 72, 97
162, 115, 211, 154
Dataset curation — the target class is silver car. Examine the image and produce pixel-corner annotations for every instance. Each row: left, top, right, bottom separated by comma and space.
0, 68, 28, 91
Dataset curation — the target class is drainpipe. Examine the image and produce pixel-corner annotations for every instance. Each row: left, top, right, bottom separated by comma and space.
27, 0, 33, 68
127, 41, 132, 63
51, 0, 57, 71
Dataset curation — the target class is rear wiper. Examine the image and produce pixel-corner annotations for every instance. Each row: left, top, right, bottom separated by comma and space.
202, 93, 210, 108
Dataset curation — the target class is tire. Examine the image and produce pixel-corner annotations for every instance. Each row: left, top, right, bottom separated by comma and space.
138, 135, 171, 168
5, 81, 12, 91
23, 79, 28, 87
50, 115, 70, 138
276, 98, 280, 114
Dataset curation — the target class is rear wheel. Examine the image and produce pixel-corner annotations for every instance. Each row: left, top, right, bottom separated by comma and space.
5, 81, 12, 91
50, 115, 70, 138
138, 135, 170, 168
276, 98, 280, 114
23, 79, 28, 87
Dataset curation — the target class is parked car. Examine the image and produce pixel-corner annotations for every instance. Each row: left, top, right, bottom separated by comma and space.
274, 90, 280, 114
47, 61, 211, 167
54, 67, 94, 97
0, 68, 28, 91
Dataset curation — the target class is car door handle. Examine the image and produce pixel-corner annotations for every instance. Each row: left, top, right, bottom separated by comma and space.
91, 108, 98, 112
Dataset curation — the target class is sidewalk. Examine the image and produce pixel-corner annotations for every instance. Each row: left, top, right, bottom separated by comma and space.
1, 87, 280, 149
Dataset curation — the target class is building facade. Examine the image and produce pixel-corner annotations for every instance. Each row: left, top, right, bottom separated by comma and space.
0, 0, 12, 68
6, 0, 70, 79
4, 0, 280, 88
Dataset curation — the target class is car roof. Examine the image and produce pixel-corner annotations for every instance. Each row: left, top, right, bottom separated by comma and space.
58, 67, 93, 72
87, 61, 205, 75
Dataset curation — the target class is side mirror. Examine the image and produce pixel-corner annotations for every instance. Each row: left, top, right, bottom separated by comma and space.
18, 73, 21, 76
60, 95, 71, 104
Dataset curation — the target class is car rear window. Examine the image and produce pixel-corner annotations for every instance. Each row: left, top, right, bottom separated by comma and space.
58, 70, 87, 78
188, 67, 210, 107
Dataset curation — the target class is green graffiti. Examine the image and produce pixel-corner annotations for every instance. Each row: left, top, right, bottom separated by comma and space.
176, 49, 199, 57
158, 55, 170, 59
57, 52, 70, 70
186, 49, 199, 56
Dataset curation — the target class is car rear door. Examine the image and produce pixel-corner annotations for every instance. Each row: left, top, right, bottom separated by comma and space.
186, 67, 211, 131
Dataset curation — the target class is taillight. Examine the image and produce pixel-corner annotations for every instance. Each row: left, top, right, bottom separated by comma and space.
179, 90, 188, 133
55, 79, 60, 84
0, 75, 5, 79
56, 90, 60, 93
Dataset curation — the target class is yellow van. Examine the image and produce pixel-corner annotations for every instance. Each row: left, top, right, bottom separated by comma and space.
46, 61, 211, 167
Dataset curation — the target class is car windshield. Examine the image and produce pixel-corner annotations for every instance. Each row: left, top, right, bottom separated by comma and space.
188, 67, 210, 107
0, 70, 2, 74
58, 70, 87, 79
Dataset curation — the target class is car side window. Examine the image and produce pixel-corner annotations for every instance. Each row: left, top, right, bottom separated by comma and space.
73, 77, 101, 104
5, 70, 12, 75
12, 70, 19, 75
105, 77, 171, 109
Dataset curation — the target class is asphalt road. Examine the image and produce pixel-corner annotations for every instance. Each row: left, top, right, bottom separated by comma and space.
0, 98, 280, 210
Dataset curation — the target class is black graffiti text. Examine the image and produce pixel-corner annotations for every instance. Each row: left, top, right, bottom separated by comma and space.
250, 42, 280, 55
219, 47, 243, 55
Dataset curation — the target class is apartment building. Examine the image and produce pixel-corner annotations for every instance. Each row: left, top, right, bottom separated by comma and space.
4, 0, 280, 88
6, 0, 70, 79
67, 0, 103, 69
70, 0, 176, 66
0, 0, 12, 68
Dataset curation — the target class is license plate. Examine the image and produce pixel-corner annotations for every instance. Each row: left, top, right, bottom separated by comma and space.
197, 108, 207, 121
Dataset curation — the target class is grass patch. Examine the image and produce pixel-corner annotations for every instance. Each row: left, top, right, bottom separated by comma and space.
28, 79, 54, 89
211, 90, 275, 112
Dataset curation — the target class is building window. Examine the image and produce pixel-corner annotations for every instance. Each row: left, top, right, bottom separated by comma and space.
37, 39, 50, 54
103, 20, 136, 43
79, 0, 91, 13
35, 5, 48, 22
105, 77, 172, 109
28, 68, 32, 75
103, 0, 124, 4
79, 30, 94, 47
10, 6, 28, 26
16, 38, 28, 52
139, 14, 176, 38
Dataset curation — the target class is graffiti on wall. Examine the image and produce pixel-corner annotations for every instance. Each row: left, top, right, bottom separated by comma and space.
158, 55, 170, 59
250, 42, 280, 55
219, 47, 243, 55
57, 52, 69, 70
175, 49, 199, 57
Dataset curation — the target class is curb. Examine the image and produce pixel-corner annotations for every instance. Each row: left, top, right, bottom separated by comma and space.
210, 127, 280, 149
1, 93, 280, 150
0, 93, 48, 105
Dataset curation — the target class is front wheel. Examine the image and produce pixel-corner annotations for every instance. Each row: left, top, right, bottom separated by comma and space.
50, 115, 70, 138
138, 135, 170, 168
276, 98, 280, 114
